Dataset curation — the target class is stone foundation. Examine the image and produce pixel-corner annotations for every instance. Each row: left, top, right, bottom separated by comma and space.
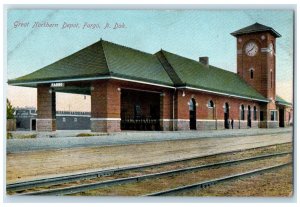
259, 121, 279, 128
174, 119, 190, 131
91, 119, 121, 132
251, 121, 259, 128
217, 120, 225, 129
160, 120, 173, 131
267, 121, 279, 128
238, 120, 248, 129
36, 119, 56, 132
197, 120, 217, 130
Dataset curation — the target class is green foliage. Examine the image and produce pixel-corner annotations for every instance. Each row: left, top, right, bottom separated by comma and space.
7, 99, 15, 119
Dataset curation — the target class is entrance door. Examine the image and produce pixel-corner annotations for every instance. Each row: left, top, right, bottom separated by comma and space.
31, 119, 36, 131
247, 105, 251, 128
279, 108, 285, 127
224, 103, 229, 129
189, 98, 196, 130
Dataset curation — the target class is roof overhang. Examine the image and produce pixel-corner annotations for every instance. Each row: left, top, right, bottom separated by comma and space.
8, 76, 269, 102
276, 101, 293, 107
177, 86, 269, 103
8, 75, 176, 90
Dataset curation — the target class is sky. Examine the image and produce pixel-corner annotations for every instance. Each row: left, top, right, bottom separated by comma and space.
6, 9, 294, 111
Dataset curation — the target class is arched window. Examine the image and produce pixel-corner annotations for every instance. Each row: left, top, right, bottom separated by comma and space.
240, 105, 245, 120
248, 105, 251, 118
208, 100, 214, 108
250, 69, 254, 79
189, 99, 196, 111
253, 106, 257, 120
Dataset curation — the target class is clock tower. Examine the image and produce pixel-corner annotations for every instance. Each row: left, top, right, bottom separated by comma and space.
231, 22, 281, 127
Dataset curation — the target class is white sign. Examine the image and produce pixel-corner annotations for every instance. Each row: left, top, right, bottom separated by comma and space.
51, 82, 65, 87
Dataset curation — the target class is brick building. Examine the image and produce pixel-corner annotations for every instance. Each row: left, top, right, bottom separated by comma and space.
8, 23, 292, 132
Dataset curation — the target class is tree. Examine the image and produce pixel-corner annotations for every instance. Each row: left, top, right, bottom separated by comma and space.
7, 99, 15, 119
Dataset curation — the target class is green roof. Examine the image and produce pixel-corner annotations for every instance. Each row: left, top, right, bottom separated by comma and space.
8, 40, 174, 87
157, 50, 267, 101
102, 41, 174, 86
276, 95, 292, 106
9, 39, 269, 101
231, 22, 281, 38
10, 41, 109, 83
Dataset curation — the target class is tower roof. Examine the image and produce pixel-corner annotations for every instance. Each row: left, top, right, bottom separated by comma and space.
231, 22, 281, 38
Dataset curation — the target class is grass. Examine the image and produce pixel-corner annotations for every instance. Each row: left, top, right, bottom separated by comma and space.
7, 133, 37, 139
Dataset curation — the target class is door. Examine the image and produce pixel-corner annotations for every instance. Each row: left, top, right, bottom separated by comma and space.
247, 105, 251, 128
279, 108, 285, 127
189, 99, 196, 130
31, 119, 36, 131
224, 103, 229, 129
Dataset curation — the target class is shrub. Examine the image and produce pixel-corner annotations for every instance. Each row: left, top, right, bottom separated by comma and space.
7, 99, 15, 119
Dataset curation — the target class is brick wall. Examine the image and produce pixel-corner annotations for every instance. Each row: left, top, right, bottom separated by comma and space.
90, 80, 121, 132
236, 32, 276, 100
36, 84, 56, 131
174, 89, 261, 130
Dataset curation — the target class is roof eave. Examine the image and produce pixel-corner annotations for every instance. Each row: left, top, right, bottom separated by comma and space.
177, 86, 269, 103
276, 101, 293, 107
230, 29, 281, 38
8, 75, 176, 89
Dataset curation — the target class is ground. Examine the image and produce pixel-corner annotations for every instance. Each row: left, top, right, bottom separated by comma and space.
6, 129, 292, 184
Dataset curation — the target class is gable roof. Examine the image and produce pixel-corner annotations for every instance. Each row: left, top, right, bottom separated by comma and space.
8, 39, 269, 102
156, 50, 267, 101
231, 22, 281, 38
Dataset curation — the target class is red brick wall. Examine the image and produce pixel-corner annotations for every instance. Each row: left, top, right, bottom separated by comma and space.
91, 80, 120, 119
175, 89, 260, 121
236, 32, 276, 100
36, 84, 56, 131
37, 84, 56, 119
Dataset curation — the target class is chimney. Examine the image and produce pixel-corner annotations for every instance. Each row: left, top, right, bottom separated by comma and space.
199, 57, 209, 67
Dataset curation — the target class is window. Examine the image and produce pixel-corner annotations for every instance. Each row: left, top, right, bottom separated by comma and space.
253, 106, 257, 120
250, 69, 254, 79
62, 117, 66, 122
208, 100, 214, 108
189, 99, 196, 111
74, 118, 77, 122
240, 105, 245, 120
271, 111, 277, 121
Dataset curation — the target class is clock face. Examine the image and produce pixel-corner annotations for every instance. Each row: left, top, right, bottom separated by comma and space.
245, 42, 259, 56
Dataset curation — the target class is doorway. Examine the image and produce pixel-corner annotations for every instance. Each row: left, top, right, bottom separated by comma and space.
189, 98, 196, 130
247, 105, 251, 128
224, 102, 230, 129
31, 119, 36, 131
121, 89, 160, 130
279, 108, 285, 127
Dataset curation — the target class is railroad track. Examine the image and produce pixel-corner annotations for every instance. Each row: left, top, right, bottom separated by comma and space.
7, 146, 292, 196
145, 162, 292, 196
7, 141, 290, 193
7, 142, 291, 193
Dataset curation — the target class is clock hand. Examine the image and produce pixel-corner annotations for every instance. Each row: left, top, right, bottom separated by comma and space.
248, 46, 255, 53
